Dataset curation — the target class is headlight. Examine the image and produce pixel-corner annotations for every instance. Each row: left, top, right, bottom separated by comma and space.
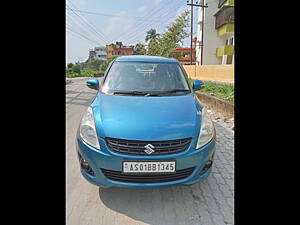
196, 107, 215, 149
79, 107, 100, 149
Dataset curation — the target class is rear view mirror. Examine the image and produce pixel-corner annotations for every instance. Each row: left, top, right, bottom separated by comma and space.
86, 79, 99, 90
193, 80, 204, 91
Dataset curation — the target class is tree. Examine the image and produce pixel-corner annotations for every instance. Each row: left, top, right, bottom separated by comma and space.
145, 28, 159, 43
72, 63, 81, 74
147, 10, 190, 57
133, 43, 146, 55
86, 59, 101, 70
99, 61, 109, 71
67, 63, 74, 69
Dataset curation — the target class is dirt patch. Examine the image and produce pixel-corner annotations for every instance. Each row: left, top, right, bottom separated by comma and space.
196, 92, 234, 131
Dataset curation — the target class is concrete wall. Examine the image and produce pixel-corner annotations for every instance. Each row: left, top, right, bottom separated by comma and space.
183, 64, 234, 83
202, 0, 225, 65
197, 0, 226, 65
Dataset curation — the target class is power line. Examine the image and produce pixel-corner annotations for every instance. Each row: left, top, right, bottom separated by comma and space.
122, 0, 184, 44
111, 0, 176, 43
67, 6, 109, 44
67, 0, 111, 44
67, 27, 101, 45
187, 0, 208, 65
127, 5, 186, 44
66, 8, 176, 21
125, 0, 181, 41
67, 14, 106, 46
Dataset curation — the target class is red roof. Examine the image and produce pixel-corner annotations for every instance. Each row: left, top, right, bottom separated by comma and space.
173, 48, 195, 53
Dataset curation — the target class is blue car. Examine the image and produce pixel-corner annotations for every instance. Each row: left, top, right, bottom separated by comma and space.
76, 55, 216, 188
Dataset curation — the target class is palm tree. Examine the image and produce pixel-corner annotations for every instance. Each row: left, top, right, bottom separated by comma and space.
145, 29, 159, 42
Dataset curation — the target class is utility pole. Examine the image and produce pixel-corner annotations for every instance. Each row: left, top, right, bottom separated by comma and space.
187, 0, 208, 65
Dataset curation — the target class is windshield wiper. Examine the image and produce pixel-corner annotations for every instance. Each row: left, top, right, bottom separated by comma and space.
112, 89, 190, 96
156, 89, 190, 95
112, 91, 156, 96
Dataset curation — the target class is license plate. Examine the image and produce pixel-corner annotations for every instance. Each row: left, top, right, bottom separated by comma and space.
123, 161, 176, 173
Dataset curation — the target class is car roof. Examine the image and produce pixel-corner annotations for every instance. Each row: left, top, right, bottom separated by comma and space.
115, 55, 178, 63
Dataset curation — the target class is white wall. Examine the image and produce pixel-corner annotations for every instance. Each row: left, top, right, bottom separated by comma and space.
95, 48, 107, 61
200, 0, 226, 65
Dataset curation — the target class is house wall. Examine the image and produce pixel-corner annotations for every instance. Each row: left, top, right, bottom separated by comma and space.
183, 64, 234, 83
95, 49, 107, 61
202, 0, 225, 65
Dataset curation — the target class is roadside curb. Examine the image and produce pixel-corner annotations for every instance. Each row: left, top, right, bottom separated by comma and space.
66, 77, 93, 85
195, 92, 234, 118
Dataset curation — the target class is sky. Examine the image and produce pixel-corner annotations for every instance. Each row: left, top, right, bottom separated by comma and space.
66, 0, 199, 64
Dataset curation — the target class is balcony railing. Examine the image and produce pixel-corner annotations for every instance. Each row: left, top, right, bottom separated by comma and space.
216, 45, 234, 57
215, 6, 234, 29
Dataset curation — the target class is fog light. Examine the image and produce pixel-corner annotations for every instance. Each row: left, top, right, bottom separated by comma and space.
78, 153, 95, 176
199, 159, 213, 175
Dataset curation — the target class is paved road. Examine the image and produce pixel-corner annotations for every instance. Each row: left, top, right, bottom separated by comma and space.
66, 78, 234, 225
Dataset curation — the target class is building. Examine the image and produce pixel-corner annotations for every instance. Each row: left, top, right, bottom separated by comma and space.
173, 48, 196, 64
196, 0, 234, 65
112, 47, 134, 56
172, 38, 197, 64
94, 47, 107, 61
106, 42, 134, 60
88, 46, 107, 61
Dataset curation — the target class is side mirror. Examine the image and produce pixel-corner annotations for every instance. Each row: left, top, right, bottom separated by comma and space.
193, 80, 204, 91
86, 78, 99, 90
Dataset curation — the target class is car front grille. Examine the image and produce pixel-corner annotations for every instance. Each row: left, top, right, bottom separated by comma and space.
105, 137, 192, 156
101, 167, 195, 183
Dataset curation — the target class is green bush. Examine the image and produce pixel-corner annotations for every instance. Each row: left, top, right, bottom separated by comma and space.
66, 72, 78, 78
201, 81, 234, 103
189, 79, 234, 103
80, 69, 97, 77
66, 69, 106, 78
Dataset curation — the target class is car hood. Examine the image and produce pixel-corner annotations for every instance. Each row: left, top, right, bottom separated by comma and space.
92, 93, 202, 141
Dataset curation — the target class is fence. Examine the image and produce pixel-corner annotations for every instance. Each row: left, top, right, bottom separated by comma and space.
183, 65, 234, 84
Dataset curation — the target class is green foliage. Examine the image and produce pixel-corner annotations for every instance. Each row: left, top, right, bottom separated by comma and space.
80, 69, 97, 77
145, 28, 159, 43
147, 10, 190, 57
133, 43, 147, 55
189, 79, 234, 103
66, 58, 115, 77
99, 61, 109, 71
67, 63, 74, 69
66, 72, 78, 78
72, 64, 81, 74
85, 59, 102, 70
202, 81, 234, 103
66, 69, 105, 78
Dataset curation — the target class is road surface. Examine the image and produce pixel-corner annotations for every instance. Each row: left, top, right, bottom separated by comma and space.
66, 78, 234, 225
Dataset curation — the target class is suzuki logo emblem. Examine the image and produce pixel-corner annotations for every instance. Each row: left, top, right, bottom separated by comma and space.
144, 144, 155, 155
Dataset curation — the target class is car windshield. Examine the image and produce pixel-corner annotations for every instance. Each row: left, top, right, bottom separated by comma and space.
101, 62, 191, 96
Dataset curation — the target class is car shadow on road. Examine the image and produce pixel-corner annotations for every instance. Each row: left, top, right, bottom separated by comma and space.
98, 181, 211, 225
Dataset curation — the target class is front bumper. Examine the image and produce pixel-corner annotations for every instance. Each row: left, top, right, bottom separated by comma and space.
75, 136, 216, 188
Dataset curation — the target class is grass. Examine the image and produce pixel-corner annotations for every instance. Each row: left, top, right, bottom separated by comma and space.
66, 70, 105, 78
189, 78, 234, 104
